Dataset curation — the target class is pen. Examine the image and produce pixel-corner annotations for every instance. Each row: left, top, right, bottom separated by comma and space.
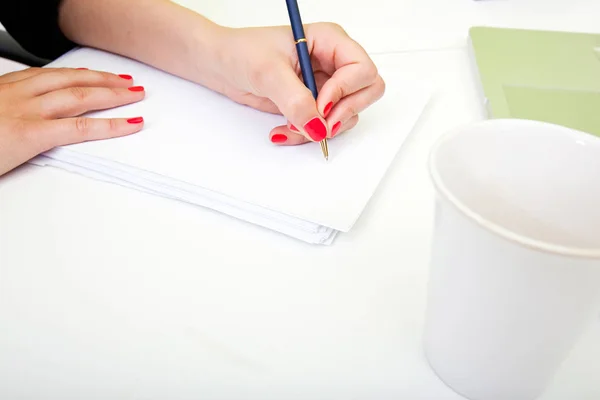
284, 0, 329, 161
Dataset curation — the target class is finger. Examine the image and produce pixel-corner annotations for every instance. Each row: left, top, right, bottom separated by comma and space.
316, 64, 381, 119
20, 68, 135, 96
284, 71, 329, 129
0, 67, 44, 85
270, 115, 358, 146
26, 116, 145, 152
36, 85, 145, 118
269, 126, 310, 146
324, 75, 385, 137
308, 24, 381, 116
253, 60, 328, 142
0, 68, 92, 86
331, 114, 359, 138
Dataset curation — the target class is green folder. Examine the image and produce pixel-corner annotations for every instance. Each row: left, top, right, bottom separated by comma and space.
468, 26, 600, 136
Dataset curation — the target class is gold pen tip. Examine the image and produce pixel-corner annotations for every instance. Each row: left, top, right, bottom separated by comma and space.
320, 139, 329, 161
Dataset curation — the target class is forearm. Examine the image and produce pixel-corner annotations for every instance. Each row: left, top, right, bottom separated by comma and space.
58, 0, 228, 87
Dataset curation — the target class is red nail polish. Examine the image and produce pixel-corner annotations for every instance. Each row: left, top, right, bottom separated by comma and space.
303, 117, 327, 141
128, 86, 144, 92
76, 67, 88, 70
119, 74, 133, 80
323, 102, 333, 118
127, 117, 144, 124
289, 124, 298, 132
331, 121, 342, 137
271, 133, 287, 143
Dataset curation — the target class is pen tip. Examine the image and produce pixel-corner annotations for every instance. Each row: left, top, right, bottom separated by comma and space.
320, 139, 329, 161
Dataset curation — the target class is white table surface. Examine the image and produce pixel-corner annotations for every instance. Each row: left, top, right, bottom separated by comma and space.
176, 0, 600, 54
1, 1, 600, 399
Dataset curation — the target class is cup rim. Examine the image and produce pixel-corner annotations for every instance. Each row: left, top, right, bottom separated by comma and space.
428, 118, 600, 259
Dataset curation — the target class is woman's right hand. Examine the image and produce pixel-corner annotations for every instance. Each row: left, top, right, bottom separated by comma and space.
0, 67, 145, 176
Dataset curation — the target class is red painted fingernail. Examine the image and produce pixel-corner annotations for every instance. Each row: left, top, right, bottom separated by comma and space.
76, 67, 88, 70
331, 121, 342, 137
271, 133, 287, 143
289, 124, 298, 132
128, 86, 144, 92
127, 117, 144, 124
303, 117, 327, 141
323, 102, 333, 118
119, 74, 133, 80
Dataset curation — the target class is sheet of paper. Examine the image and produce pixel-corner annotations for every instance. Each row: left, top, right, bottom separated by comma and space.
30, 154, 338, 245
41, 48, 431, 233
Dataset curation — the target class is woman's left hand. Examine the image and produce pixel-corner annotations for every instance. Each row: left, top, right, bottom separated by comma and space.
204, 22, 385, 145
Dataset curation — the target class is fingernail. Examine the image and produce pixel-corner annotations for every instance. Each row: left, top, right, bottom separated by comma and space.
289, 124, 298, 132
331, 121, 342, 137
323, 102, 334, 118
76, 67, 88, 70
271, 133, 287, 143
119, 74, 133, 80
128, 86, 144, 92
303, 117, 327, 141
127, 117, 144, 124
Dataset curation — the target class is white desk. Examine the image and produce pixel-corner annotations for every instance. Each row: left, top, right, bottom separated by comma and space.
176, 0, 600, 54
1, 2, 600, 399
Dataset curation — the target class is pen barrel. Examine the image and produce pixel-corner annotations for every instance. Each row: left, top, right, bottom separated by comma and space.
295, 41, 318, 99
285, 0, 306, 41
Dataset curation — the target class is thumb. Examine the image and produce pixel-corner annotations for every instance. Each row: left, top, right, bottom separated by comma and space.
257, 62, 328, 142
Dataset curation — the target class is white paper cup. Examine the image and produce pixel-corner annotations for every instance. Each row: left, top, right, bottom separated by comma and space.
424, 119, 600, 400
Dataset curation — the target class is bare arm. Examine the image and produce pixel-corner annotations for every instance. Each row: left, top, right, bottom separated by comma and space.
58, 0, 228, 88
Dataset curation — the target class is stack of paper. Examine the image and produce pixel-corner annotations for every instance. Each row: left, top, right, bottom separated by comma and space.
31, 48, 431, 244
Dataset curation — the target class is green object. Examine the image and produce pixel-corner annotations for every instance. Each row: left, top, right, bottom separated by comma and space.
469, 26, 600, 136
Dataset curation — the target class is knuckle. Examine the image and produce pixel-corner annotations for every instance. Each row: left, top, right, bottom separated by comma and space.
335, 78, 350, 99
363, 64, 379, 84
345, 103, 359, 118
74, 117, 90, 136
69, 86, 90, 102
348, 115, 360, 130
0, 81, 12, 93
99, 72, 115, 84
323, 22, 346, 35
109, 87, 121, 97
374, 75, 386, 98
108, 118, 119, 132
38, 106, 53, 120
286, 91, 314, 112
55, 68, 73, 81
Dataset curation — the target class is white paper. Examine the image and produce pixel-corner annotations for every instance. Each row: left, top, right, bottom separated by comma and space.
35, 47, 431, 244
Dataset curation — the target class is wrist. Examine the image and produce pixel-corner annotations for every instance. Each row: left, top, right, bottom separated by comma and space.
188, 20, 236, 91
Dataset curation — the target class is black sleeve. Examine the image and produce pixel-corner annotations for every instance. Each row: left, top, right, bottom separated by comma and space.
0, 0, 76, 60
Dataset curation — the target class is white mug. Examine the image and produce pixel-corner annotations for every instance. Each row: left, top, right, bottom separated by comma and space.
424, 119, 600, 400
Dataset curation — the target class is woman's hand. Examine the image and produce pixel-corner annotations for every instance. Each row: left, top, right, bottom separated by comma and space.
0, 67, 145, 176
209, 22, 385, 145
57, 0, 381, 146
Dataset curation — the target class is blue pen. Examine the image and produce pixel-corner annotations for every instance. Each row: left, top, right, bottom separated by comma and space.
285, 0, 329, 160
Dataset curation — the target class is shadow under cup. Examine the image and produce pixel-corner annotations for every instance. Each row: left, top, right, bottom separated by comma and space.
424, 119, 600, 400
